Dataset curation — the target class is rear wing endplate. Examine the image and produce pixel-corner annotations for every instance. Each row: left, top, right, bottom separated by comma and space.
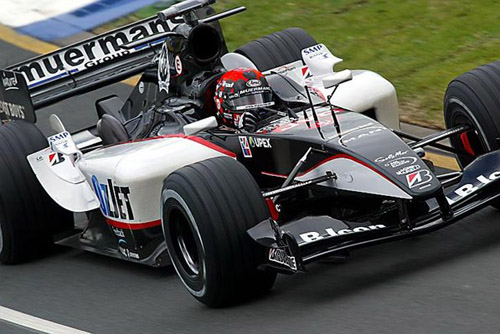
0, 70, 36, 123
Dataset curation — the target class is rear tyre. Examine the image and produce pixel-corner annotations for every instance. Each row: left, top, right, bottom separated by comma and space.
236, 28, 317, 72
0, 121, 73, 264
444, 61, 500, 209
162, 157, 277, 307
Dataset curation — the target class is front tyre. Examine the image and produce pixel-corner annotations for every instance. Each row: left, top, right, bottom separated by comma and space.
161, 157, 276, 307
444, 61, 500, 209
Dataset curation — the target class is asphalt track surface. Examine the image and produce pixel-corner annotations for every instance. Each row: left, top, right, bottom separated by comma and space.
1, 39, 500, 334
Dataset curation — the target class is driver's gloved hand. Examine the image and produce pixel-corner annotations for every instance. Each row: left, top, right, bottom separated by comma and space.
237, 111, 259, 132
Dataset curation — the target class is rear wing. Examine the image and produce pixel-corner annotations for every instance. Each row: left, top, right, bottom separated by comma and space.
6, 15, 184, 109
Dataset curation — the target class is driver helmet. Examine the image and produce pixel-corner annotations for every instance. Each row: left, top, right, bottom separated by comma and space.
214, 68, 274, 128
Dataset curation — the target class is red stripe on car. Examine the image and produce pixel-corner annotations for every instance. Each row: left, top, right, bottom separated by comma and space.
106, 218, 161, 230
115, 134, 237, 158
261, 154, 394, 183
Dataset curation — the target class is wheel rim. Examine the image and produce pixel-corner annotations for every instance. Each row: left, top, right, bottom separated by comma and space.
170, 208, 200, 278
454, 114, 487, 154
162, 189, 207, 298
177, 229, 199, 275
449, 105, 489, 166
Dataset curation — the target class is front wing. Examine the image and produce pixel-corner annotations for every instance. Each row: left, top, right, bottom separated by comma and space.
248, 150, 500, 273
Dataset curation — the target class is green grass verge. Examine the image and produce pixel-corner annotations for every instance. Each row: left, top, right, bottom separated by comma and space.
95, 0, 500, 128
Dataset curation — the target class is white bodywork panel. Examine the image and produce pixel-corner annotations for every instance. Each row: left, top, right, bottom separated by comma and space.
77, 136, 231, 225
265, 44, 400, 130
329, 69, 400, 130
27, 148, 100, 212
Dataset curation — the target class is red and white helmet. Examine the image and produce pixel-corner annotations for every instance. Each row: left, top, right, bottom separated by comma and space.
214, 68, 274, 127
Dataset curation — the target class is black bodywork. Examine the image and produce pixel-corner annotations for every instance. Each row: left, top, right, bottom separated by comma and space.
201, 108, 500, 273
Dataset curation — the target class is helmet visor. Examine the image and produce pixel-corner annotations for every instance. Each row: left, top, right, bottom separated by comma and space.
225, 91, 275, 112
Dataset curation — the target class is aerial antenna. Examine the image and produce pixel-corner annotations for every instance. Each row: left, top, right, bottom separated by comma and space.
304, 85, 324, 139
326, 85, 342, 136
322, 69, 354, 137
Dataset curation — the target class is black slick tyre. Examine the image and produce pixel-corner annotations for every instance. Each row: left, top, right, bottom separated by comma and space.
161, 157, 276, 307
236, 27, 317, 72
444, 61, 500, 209
0, 121, 73, 264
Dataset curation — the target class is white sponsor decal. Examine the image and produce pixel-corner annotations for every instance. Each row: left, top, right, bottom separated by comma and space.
406, 169, 433, 189
235, 101, 275, 111
375, 150, 409, 163
385, 156, 418, 168
157, 43, 170, 93
0, 101, 25, 119
246, 79, 261, 88
221, 80, 234, 88
268, 248, 297, 271
248, 137, 272, 148
2, 74, 18, 91
299, 224, 386, 244
112, 227, 125, 238
271, 62, 302, 75
119, 247, 140, 259
396, 164, 421, 176
447, 171, 500, 203
12, 17, 176, 87
84, 50, 130, 68
341, 127, 385, 144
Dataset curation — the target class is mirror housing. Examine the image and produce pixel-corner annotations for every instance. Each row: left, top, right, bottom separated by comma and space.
48, 131, 81, 157
49, 114, 66, 133
322, 69, 353, 89
221, 53, 258, 70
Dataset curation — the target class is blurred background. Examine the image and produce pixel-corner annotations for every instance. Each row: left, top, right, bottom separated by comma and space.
1, 0, 499, 128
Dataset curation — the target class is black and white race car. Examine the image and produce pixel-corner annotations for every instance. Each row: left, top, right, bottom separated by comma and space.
0, 0, 499, 307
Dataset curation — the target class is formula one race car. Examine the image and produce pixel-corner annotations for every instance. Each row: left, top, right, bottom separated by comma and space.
0, 0, 499, 307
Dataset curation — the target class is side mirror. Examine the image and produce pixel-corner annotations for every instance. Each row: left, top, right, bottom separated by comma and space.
49, 114, 66, 133
184, 116, 218, 135
322, 69, 353, 89
221, 53, 258, 71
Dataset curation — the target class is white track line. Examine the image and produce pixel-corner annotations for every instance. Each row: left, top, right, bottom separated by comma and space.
0, 306, 91, 334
